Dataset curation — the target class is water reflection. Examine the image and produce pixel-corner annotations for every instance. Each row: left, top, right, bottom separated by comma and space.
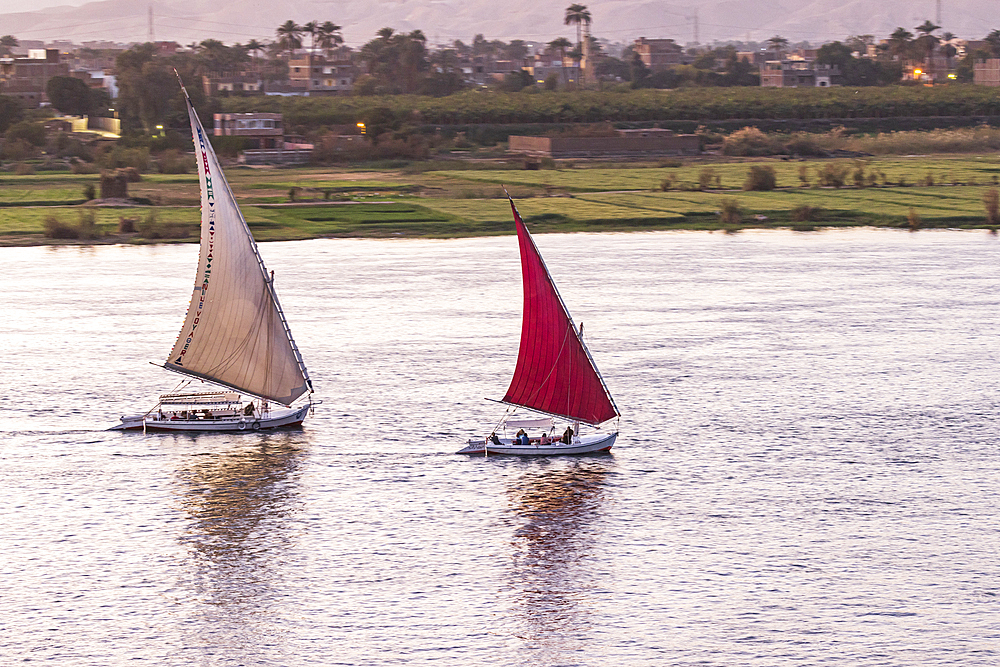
172, 434, 306, 662
504, 457, 614, 659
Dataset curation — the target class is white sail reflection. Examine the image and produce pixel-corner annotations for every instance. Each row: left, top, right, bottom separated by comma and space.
171, 437, 307, 661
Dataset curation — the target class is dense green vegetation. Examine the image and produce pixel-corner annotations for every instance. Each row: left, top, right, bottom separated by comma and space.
219, 86, 1000, 130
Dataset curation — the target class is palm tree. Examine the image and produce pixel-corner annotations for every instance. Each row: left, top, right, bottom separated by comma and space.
317, 22, 343, 56
888, 27, 914, 59
548, 36, 572, 86
275, 20, 303, 58
564, 4, 591, 84
767, 35, 788, 53
564, 4, 591, 54
0, 34, 18, 57
915, 19, 941, 68
303, 21, 318, 55
940, 32, 957, 62
246, 39, 263, 69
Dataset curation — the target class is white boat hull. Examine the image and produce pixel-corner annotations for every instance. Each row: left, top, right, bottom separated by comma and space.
109, 404, 310, 432
457, 432, 617, 456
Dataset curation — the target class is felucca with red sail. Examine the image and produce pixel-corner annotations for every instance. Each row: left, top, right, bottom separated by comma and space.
458, 196, 619, 455
111, 81, 313, 432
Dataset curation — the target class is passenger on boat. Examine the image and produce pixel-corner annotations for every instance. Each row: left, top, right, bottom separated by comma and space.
490, 433, 503, 446
561, 426, 574, 444
519, 431, 530, 446
539, 433, 551, 445
244, 403, 255, 416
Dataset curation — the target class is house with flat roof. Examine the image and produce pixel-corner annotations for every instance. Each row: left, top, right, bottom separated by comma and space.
974, 59, 1000, 86
214, 112, 283, 149
0, 48, 69, 106
633, 37, 683, 71
287, 53, 355, 95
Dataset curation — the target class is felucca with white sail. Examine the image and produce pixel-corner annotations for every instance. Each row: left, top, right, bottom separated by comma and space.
111, 83, 313, 432
458, 196, 619, 455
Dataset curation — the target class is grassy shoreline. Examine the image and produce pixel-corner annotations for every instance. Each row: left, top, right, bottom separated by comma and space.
4, 154, 1000, 247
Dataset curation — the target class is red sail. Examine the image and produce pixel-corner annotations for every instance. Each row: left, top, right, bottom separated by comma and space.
501, 199, 619, 425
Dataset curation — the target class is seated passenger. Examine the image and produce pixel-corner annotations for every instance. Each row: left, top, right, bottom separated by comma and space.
519, 431, 531, 446
539, 433, 551, 445
561, 426, 574, 444
490, 433, 502, 446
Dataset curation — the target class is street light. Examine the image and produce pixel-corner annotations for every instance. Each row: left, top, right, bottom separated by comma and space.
356, 121, 366, 134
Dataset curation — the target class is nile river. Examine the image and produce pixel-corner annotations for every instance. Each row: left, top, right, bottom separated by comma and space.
2, 229, 999, 665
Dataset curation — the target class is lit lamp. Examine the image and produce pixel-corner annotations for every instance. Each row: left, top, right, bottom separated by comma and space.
356, 121, 366, 134
155, 124, 164, 138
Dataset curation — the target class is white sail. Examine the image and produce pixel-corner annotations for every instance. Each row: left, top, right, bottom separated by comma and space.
164, 91, 310, 406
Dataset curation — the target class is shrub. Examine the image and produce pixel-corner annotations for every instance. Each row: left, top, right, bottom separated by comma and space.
660, 174, 677, 191
121, 166, 142, 182
798, 164, 810, 187
817, 162, 850, 188
743, 165, 776, 191
792, 204, 822, 222
852, 161, 868, 188
156, 149, 193, 174
71, 160, 99, 174
76, 210, 99, 240
14, 161, 34, 175
101, 146, 150, 172
136, 210, 194, 240
784, 134, 825, 156
43, 215, 78, 239
83, 183, 95, 200
719, 198, 742, 225
722, 126, 783, 157
922, 172, 935, 187
6, 120, 46, 146
985, 188, 1000, 225
44, 210, 101, 240
118, 216, 137, 233
698, 167, 717, 190
908, 207, 921, 230
288, 186, 301, 202
1, 137, 36, 161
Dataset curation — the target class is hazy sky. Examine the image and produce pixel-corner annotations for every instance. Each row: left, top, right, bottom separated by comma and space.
0, 0, 88, 12
0, 0, 986, 47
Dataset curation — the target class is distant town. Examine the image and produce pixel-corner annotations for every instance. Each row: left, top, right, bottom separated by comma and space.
2, 5, 1000, 170
4, 7, 1000, 113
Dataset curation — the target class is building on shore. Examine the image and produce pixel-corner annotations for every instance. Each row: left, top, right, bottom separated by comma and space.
214, 112, 284, 149
0, 48, 70, 107
287, 53, 355, 95
509, 128, 699, 159
973, 59, 1000, 86
633, 38, 683, 71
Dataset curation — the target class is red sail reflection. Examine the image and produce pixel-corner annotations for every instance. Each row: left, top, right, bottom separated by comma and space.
501, 200, 618, 426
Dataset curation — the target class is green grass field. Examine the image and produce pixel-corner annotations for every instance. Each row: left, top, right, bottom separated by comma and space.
3, 155, 1000, 245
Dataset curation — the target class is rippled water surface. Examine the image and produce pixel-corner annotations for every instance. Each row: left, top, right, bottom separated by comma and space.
2, 229, 1000, 666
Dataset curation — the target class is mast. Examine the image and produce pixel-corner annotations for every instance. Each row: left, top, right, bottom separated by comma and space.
501, 196, 619, 426
509, 196, 619, 417
165, 79, 311, 405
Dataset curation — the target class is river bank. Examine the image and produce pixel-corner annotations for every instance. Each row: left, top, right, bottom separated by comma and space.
3, 154, 1000, 246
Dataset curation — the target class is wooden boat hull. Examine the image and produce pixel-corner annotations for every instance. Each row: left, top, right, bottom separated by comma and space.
457, 432, 616, 456
110, 404, 309, 432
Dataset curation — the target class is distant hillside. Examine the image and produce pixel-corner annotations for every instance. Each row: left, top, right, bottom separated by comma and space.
0, 0, 996, 48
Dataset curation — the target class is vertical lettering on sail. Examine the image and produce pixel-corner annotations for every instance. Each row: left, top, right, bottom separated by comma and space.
174, 125, 215, 366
